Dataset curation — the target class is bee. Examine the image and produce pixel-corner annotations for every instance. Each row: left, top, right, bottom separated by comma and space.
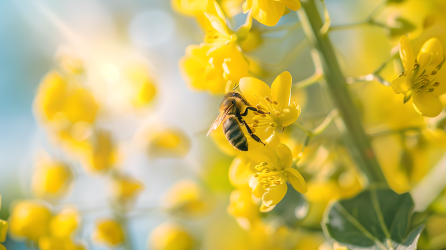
206, 91, 269, 151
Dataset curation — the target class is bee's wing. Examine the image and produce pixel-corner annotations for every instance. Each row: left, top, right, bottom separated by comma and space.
206, 103, 234, 137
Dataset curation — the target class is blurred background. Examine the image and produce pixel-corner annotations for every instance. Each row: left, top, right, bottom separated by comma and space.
1, 0, 446, 249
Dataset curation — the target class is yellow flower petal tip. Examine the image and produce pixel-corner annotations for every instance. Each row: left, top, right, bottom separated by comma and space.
243, 0, 301, 26
392, 36, 445, 117
149, 223, 195, 250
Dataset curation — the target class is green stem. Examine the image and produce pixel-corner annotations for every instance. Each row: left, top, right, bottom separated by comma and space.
299, 0, 388, 186
115, 211, 133, 250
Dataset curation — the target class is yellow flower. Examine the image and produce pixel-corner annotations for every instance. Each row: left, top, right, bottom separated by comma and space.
228, 154, 256, 187
242, 0, 301, 26
392, 36, 446, 117
172, 0, 244, 18
0, 245, 4, 250
110, 174, 144, 205
227, 188, 261, 230
49, 207, 80, 239
145, 127, 191, 159
34, 71, 98, 125
239, 71, 301, 144
180, 0, 251, 94
0, 220, 7, 243
247, 143, 306, 212
32, 157, 73, 199
149, 223, 195, 250
9, 201, 52, 242
39, 236, 85, 250
122, 62, 157, 108
81, 128, 117, 174
92, 219, 124, 247
163, 180, 210, 217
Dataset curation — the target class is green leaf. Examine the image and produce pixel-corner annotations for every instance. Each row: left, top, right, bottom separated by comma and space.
322, 188, 424, 250
262, 183, 309, 228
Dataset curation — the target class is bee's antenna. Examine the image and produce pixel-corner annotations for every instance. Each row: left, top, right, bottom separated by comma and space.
233, 83, 240, 91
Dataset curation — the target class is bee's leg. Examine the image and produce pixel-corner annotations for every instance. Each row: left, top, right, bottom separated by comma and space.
238, 117, 265, 146
240, 107, 269, 116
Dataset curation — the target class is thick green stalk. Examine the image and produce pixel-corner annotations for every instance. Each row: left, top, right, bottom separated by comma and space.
298, 0, 388, 185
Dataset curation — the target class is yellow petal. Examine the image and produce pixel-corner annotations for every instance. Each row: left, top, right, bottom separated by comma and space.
399, 36, 415, 77
275, 143, 293, 169
49, 208, 80, 239
250, 0, 285, 26
262, 182, 287, 207
204, 12, 231, 37
149, 223, 195, 250
413, 92, 443, 117
259, 204, 276, 212
245, 139, 280, 166
271, 71, 292, 111
229, 155, 255, 187
93, 219, 124, 247
206, 0, 226, 22
278, 104, 301, 127
391, 75, 411, 94
250, 176, 265, 198
0, 220, 7, 242
419, 37, 444, 67
276, 0, 301, 11
285, 168, 307, 193
239, 77, 272, 106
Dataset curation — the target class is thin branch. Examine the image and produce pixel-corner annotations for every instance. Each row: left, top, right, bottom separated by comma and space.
294, 109, 339, 137
319, 0, 331, 35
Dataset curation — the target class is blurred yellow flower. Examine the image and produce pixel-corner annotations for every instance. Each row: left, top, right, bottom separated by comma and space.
227, 188, 261, 230
240, 71, 301, 144
149, 223, 195, 250
172, 0, 243, 18
242, 0, 301, 26
0, 245, 4, 250
228, 154, 255, 187
180, 0, 251, 94
92, 219, 124, 247
392, 36, 446, 117
32, 157, 73, 199
248, 143, 306, 212
111, 174, 144, 206
9, 201, 52, 242
34, 71, 98, 125
122, 62, 157, 108
146, 127, 191, 159
0, 220, 7, 243
81, 129, 117, 174
39, 236, 85, 250
49, 207, 80, 239
163, 180, 210, 217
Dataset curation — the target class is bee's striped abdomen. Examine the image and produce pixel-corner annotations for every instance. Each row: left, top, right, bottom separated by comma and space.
223, 116, 248, 151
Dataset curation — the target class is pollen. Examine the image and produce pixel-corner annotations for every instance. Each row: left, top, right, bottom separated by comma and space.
275, 111, 280, 117
433, 82, 440, 87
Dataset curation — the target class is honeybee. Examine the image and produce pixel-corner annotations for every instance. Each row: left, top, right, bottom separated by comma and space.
206, 91, 268, 151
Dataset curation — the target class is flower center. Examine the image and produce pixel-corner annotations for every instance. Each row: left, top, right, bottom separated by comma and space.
409, 62, 441, 93
253, 162, 285, 190
249, 95, 280, 133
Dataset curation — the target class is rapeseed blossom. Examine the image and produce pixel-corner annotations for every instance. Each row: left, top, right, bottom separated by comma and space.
242, 0, 301, 26
247, 143, 306, 212
392, 36, 446, 117
239, 71, 301, 145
